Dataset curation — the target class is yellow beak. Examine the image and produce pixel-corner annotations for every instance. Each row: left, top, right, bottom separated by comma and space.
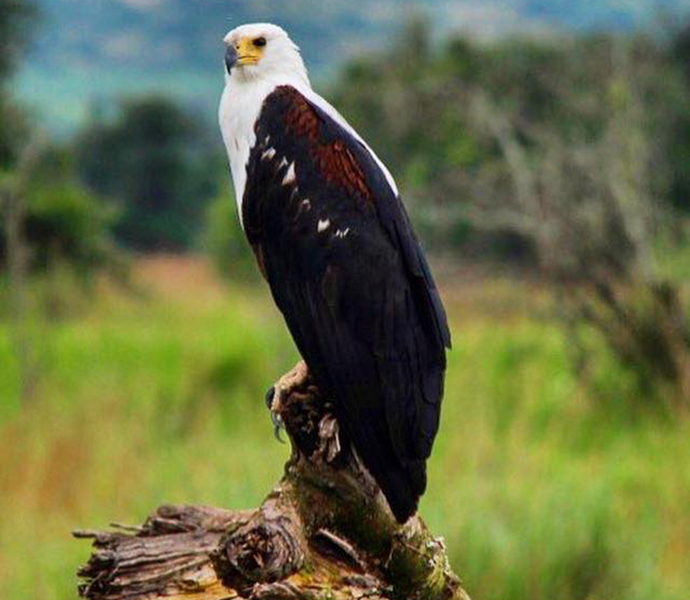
235, 37, 263, 66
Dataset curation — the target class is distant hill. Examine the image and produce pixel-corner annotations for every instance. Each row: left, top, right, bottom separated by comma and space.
15, 0, 690, 132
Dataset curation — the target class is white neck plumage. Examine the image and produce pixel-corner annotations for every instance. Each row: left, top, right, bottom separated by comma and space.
219, 52, 311, 224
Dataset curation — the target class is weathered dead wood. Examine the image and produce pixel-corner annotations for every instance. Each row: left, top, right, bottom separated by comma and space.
76, 379, 470, 600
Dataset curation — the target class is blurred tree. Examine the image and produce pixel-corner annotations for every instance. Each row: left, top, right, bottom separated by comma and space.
0, 0, 36, 79
1, 142, 40, 401
668, 21, 690, 215
1, 144, 122, 278
2, 140, 123, 403
25, 146, 121, 276
76, 96, 220, 251
0, 0, 39, 404
672, 20, 690, 81
465, 37, 690, 408
0, 0, 38, 166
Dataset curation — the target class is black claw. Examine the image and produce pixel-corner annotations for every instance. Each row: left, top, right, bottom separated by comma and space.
265, 386, 275, 410
271, 411, 286, 444
266, 386, 285, 443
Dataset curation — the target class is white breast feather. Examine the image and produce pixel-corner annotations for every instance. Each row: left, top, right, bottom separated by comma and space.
219, 80, 275, 226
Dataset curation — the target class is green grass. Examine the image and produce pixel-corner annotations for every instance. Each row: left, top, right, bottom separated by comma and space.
1, 259, 688, 600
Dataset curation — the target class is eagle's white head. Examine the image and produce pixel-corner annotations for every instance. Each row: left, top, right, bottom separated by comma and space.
222, 23, 310, 88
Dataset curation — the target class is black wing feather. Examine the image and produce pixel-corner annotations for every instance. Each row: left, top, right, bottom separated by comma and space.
241, 86, 450, 522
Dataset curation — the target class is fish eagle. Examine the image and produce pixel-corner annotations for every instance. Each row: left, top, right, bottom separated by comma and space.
219, 23, 451, 523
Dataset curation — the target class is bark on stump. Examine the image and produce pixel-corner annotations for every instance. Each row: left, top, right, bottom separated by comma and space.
75, 379, 470, 600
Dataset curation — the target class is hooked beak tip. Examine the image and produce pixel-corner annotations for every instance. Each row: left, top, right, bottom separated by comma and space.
225, 45, 238, 73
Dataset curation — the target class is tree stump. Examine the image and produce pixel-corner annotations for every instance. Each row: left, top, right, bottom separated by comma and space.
75, 378, 470, 600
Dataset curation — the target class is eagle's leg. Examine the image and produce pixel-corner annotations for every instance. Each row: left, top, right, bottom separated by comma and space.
265, 360, 310, 441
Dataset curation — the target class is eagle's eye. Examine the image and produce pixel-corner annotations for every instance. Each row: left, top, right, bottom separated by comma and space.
253, 37, 267, 48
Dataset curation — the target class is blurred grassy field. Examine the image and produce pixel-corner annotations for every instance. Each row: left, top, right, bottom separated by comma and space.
1, 256, 689, 600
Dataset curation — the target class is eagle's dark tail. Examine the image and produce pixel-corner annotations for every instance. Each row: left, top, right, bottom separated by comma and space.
381, 459, 427, 524
340, 408, 427, 523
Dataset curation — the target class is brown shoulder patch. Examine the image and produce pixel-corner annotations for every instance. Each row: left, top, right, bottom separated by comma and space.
279, 86, 320, 142
315, 140, 370, 200
276, 86, 371, 201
